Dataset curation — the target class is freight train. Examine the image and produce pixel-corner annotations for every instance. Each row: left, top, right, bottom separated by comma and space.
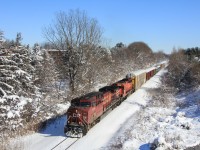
64, 63, 166, 137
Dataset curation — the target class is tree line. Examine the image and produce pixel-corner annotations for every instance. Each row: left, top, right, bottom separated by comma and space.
165, 47, 200, 92
184, 47, 200, 61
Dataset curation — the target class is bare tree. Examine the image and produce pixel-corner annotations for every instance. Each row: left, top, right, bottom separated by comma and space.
43, 9, 103, 94
154, 50, 168, 62
127, 42, 154, 68
167, 48, 192, 89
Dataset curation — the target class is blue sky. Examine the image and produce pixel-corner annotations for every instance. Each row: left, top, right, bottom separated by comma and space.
0, 0, 200, 54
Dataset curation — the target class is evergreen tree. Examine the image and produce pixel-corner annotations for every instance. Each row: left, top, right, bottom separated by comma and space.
15, 32, 22, 46
0, 30, 4, 48
0, 46, 37, 132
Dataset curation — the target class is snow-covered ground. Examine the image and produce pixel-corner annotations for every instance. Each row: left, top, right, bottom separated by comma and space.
12, 69, 200, 150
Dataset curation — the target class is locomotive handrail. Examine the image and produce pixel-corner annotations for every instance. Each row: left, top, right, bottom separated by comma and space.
66, 116, 71, 123
79, 117, 87, 127
67, 113, 87, 126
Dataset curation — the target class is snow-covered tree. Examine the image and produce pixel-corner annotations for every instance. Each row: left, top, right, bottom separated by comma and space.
76, 47, 112, 92
0, 46, 38, 133
35, 51, 58, 92
15, 32, 22, 46
0, 30, 4, 48
32, 43, 40, 56
0, 47, 35, 97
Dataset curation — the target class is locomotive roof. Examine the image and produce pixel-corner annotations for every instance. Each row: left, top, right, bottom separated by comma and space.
71, 91, 103, 103
116, 78, 129, 83
80, 91, 103, 100
99, 85, 120, 92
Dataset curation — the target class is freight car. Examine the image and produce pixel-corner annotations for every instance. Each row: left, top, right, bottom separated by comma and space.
146, 67, 156, 80
131, 70, 147, 90
64, 64, 164, 137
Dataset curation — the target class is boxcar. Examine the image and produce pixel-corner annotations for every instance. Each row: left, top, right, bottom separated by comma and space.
146, 68, 152, 80
133, 70, 146, 90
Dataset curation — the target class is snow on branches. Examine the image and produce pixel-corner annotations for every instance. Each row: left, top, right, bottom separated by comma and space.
0, 46, 38, 133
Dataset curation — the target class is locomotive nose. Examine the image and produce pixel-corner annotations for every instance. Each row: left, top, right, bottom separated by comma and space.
67, 108, 87, 125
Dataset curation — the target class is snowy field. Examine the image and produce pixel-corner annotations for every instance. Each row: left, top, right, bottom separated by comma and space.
12, 69, 200, 150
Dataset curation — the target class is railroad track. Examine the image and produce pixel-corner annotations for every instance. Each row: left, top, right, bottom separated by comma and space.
50, 137, 79, 150
65, 138, 79, 150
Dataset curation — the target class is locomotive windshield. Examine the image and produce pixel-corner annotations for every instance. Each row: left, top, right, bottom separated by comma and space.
80, 102, 91, 107
71, 100, 79, 107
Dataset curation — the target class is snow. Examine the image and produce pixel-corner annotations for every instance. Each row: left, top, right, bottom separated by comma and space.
0, 87, 7, 97
156, 60, 168, 66
123, 139, 141, 149
17, 96, 32, 109
55, 103, 70, 114
132, 68, 146, 76
15, 69, 28, 76
12, 68, 200, 150
47, 49, 67, 52
145, 66, 156, 72
7, 109, 20, 118
0, 97, 6, 103
0, 81, 14, 91
7, 111, 14, 118
6, 95, 19, 100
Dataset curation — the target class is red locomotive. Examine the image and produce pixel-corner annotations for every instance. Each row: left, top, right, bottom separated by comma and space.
64, 64, 164, 137
65, 92, 104, 136
113, 78, 134, 97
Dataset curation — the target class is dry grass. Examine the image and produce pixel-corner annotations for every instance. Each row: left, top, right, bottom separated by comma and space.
0, 118, 43, 150
0, 133, 25, 150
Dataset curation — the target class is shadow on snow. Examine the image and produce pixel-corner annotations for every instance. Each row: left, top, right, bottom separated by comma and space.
38, 115, 67, 137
